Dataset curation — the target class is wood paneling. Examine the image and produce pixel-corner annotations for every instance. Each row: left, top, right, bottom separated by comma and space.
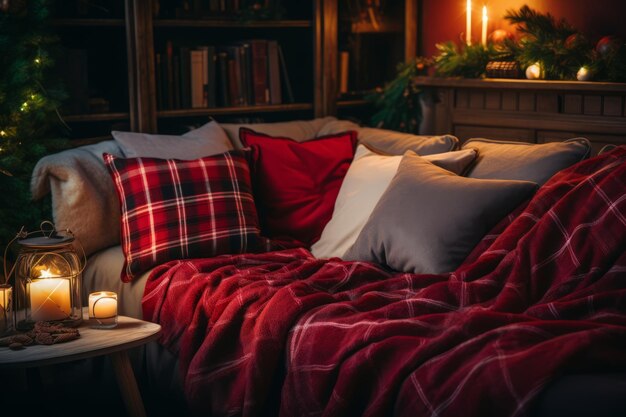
405, 0, 419, 59
415, 77, 626, 152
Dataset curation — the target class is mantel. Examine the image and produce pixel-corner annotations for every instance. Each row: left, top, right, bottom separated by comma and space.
415, 77, 626, 153
414, 76, 626, 94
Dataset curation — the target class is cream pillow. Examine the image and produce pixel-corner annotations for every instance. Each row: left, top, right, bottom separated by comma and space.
311, 145, 477, 259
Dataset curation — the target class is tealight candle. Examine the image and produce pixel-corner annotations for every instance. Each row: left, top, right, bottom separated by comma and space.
89, 291, 118, 329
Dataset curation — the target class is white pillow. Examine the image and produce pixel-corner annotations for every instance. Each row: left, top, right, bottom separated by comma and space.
112, 120, 233, 159
311, 145, 477, 259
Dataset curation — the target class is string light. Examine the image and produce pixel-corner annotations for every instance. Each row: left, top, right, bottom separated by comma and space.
34, 57, 41, 64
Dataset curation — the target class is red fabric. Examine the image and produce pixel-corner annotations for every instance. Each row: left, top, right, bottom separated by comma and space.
143, 147, 626, 416
240, 128, 358, 245
105, 150, 267, 282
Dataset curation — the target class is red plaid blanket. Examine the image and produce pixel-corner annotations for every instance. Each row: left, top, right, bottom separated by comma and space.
143, 147, 626, 417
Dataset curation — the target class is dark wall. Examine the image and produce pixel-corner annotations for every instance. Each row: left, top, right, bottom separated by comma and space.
421, 0, 626, 57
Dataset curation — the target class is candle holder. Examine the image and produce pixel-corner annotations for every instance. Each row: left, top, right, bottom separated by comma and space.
88, 291, 118, 329
5, 222, 86, 330
0, 284, 14, 336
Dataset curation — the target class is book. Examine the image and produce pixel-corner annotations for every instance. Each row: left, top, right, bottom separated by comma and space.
173, 54, 181, 109
250, 40, 269, 105
166, 40, 174, 109
155, 53, 164, 110
179, 47, 191, 108
206, 46, 217, 108
339, 51, 349, 94
278, 44, 294, 103
240, 43, 254, 106
267, 40, 282, 104
190, 49, 205, 108
217, 51, 230, 106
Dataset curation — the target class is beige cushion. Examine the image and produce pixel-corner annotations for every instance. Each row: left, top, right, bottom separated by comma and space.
112, 120, 232, 159
344, 152, 537, 274
318, 119, 459, 155
311, 145, 477, 259
463, 138, 591, 185
222, 117, 337, 148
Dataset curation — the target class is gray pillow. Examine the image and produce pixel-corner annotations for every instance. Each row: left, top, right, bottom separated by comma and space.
222, 117, 337, 149
112, 120, 232, 159
318, 119, 459, 155
463, 138, 591, 185
344, 152, 537, 274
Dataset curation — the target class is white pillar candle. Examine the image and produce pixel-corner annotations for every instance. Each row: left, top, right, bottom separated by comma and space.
481, 6, 488, 46
466, 0, 472, 45
29, 277, 71, 321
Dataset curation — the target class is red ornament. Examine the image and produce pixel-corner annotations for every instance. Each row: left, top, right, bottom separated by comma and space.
596, 36, 622, 57
565, 33, 584, 49
489, 29, 514, 44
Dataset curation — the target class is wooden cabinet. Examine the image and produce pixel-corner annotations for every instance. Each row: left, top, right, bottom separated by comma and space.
417, 77, 626, 153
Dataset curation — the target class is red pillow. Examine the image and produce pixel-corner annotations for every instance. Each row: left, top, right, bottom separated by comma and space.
240, 128, 358, 245
104, 150, 266, 282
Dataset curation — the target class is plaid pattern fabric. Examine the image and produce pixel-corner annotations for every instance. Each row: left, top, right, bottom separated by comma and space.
143, 147, 626, 416
105, 150, 264, 282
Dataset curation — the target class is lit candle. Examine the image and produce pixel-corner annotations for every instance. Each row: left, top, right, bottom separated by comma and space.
481, 6, 488, 46
0, 284, 12, 334
466, 0, 472, 45
0, 285, 10, 310
29, 272, 72, 322
89, 291, 118, 328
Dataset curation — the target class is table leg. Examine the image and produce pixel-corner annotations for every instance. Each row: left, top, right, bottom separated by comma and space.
110, 350, 147, 417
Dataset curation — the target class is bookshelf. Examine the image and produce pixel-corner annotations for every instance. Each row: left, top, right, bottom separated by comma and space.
51, 3, 132, 142
50, 0, 418, 140
323, 0, 419, 119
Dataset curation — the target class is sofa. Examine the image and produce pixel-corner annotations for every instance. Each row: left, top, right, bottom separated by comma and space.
30, 117, 626, 417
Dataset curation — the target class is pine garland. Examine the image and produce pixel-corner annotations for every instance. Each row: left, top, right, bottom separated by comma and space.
367, 58, 428, 133
0, 0, 68, 246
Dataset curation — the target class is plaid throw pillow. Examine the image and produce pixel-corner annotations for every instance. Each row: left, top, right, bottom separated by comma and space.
104, 150, 265, 282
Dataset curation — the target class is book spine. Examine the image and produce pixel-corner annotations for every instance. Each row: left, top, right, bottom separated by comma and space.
179, 47, 191, 109
190, 50, 204, 108
217, 51, 230, 106
173, 54, 181, 109
250, 40, 269, 105
207, 46, 217, 108
278, 44, 294, 103
267, 40, 282, 104
166, 40, 174, 110
241, 43, 254, 106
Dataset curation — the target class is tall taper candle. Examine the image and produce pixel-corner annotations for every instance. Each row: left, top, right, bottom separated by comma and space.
466, 0, 472, 45
482, 6, 488, 46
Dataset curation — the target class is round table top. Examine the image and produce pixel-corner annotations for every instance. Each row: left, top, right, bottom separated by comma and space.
0, 309, 161, 369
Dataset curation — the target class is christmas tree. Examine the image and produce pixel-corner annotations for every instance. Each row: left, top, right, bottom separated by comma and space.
0, 0, 67, 246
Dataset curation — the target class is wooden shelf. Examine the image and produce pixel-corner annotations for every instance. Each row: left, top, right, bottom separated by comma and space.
157, 103, 313, 118
337, 99, 370, 108
413, 76, 626, 94
63, 112, 130, 122
51, 18, 126, 27
350, 21, 402, 34
153, 19, 311, 29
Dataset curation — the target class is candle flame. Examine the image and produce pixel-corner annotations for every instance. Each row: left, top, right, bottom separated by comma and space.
39, 268, 58, 278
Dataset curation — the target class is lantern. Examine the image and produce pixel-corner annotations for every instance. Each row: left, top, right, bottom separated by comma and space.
0, 283, 13, 336
9, 222, 85, 330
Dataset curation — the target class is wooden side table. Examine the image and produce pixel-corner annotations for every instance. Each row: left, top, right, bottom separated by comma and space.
0, 309, 161, 417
